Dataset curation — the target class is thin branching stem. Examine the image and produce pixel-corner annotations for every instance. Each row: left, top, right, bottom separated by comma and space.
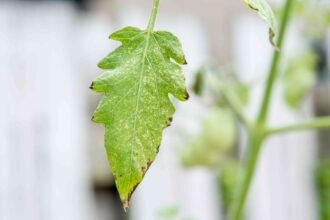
257, 0, 295, 125
218, 84, 250, 126
267, 117, 330, 135
229, 0, 295, 219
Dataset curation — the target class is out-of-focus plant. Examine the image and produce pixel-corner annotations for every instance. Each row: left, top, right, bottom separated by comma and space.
294, 0, 330, 41
157, 205, 197, 220
158, 206, 179, 220
316, 161, 330, 220
181, 64, 248, 215
283, 50, 319, 109
90, 0, 330, 219
181, 0, 330, 220
219, 160, 240, 214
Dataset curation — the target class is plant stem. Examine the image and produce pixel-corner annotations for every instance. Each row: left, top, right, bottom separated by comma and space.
229, 0, 295, 219
147, 0, 160, 32
257, 0, 295, 125
219, 84, 250, 126
267, 117, 330, 135
229, 129, 264, 220
208, 71, 249, 126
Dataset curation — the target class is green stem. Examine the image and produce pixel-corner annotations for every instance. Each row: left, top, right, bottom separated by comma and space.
147, 0, 160, 32
229, 0, 295, 219
229, 129, 264, 220
219, 84, 250, 126
208, 71, 249, 126
257, 0, 295, 124
267, 117, 330, 135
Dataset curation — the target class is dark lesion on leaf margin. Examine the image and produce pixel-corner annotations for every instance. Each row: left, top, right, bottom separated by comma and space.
166, 117, 173, 127
183, 56, 188, 65
124, 160, 153, 211
89, 82, 94, 90
123, 110, 189, 209
184, 90, 190, 100
247, 3, 259, 12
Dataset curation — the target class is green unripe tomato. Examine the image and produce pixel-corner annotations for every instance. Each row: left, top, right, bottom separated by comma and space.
181, 108, 237, 168
181, 137, 220, 167
284, 69, 316, 108
202, 108, 237, 152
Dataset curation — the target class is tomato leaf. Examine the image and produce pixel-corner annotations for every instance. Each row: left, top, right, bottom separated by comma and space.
91, 26, 188, 209
242, 0, 278, 48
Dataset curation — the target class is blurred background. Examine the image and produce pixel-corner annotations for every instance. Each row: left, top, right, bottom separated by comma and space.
0, 0, 329, 220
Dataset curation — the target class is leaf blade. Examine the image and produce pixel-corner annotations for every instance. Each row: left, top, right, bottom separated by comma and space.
91, 26, 188, 209
242, 0, 278, 48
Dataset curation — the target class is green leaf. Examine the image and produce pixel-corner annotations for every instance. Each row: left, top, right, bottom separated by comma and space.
91, 26, 188, 208
242, 0, 278, 48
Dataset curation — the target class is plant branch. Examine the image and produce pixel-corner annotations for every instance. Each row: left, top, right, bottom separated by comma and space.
208, 69, 250, 126
257, 0, 295, 124
267, 117, 330, 135
147, 0, 160, 32
229, 0, 295, 219
229, 130, 264, 220
219, 85, 250, 126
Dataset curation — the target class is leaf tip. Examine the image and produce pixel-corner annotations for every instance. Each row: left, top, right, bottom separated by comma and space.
123, 200, 130, 212
97, 61, 105, 69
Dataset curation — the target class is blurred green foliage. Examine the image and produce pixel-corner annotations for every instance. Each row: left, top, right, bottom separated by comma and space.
158, 206, 180, 219
157, 205, 197, 220
282, 50, 319, 109
294, 0, 330, 40
181, 107, 237, 167
219, 160, 240, 214
316, 161, 330, 220
181, 64, 249, 168
181, 64, 248, 218
180, 0, 330, 217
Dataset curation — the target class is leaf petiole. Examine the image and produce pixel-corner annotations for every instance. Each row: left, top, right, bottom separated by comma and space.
147, 0, 160, 32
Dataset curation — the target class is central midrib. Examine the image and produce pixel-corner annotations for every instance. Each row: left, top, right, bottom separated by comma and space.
125, 30, 152, 200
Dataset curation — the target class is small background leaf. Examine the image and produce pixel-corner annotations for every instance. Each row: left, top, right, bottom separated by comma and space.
242, 0, 278, 48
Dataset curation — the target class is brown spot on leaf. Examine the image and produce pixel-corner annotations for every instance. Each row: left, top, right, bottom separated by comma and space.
184, 91, 190, 100
141, 166, 147, 174
248, 4, 259, 11
183, 56, 188, 65
123, 200, 129, 212
166, 117, 173, 127
122, 160, 155, 211
89, 82, 94, 90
